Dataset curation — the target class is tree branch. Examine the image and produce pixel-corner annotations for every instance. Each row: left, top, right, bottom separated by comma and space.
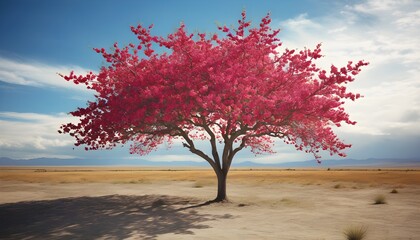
231, 137, 247, 160
177, 127, 220, 173
199, 116, 222, 170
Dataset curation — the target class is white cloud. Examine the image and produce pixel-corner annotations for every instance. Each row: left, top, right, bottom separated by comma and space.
0, 112, 76, 152
282, 13, 320, 29
278, 0, 420, 138
0, 56, 95, 91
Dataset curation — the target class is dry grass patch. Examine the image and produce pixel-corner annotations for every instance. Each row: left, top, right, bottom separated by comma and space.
192, 179, 215, 188
2, 168, 420, 186
279, 198, 295, 205
276, 197, 307, 208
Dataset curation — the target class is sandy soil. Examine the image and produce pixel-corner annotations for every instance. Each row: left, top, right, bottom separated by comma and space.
0, 168, 419, 239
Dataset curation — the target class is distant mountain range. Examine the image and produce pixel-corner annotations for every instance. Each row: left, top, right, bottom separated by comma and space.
0, 157, 419, 168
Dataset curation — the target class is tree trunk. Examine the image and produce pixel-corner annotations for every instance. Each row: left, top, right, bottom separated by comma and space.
214, 171, 228, 202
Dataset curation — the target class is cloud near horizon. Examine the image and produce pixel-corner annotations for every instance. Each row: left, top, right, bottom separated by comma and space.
0, 112, 78, 159
0, 0, 419, 162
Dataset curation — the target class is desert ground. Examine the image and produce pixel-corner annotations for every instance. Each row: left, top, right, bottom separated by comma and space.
0, 167, 419, 239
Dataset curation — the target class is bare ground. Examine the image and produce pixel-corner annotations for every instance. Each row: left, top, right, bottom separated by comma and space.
0, 168, 419, 239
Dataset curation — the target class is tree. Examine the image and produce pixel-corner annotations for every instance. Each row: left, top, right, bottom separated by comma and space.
59, 11, 368, 202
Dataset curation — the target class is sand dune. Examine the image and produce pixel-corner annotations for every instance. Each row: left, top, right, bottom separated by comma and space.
1, 168, 419, 239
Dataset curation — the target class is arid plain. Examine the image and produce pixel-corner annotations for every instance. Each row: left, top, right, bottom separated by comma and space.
1, 167, 419, 239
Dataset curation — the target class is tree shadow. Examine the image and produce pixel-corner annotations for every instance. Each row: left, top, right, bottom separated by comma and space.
0, 194, 231, 239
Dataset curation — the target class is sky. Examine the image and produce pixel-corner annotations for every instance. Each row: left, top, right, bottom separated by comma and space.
0, 0, 419, 164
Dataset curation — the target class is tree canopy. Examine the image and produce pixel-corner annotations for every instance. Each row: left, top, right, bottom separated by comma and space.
60, 11, 367, 201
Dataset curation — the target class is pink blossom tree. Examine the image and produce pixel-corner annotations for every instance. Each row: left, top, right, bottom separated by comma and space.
60, 12, 367, 202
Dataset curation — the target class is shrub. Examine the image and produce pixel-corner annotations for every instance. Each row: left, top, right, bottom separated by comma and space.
343, 225, 368, 240
374, 194, 387, 204
390, 189, 398, 194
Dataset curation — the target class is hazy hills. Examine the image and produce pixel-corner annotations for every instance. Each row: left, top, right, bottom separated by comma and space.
0, 157, 419, 168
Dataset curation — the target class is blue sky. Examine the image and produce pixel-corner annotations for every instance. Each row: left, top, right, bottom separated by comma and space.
0, 0, 419, 163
